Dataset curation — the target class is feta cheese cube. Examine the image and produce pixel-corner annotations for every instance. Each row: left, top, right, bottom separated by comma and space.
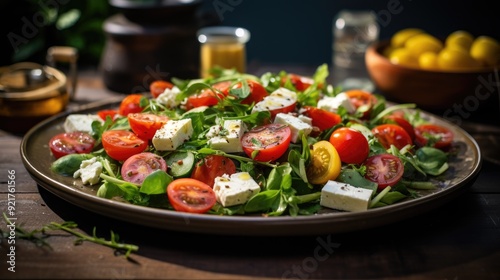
207, 120, 247, 153
252, 87, 297, 114
156, 86, 181, 108
64, 114, 103, 133
320, 181, 373, 212
298, 115, 312, 125
152, 119, 193, 151
213, 172, 261, 207
73, 157, 102, 185
317, 92, 355, 114
274, 113, 312, 143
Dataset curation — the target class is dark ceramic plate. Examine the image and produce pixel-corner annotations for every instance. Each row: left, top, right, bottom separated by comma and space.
21, 100, 482, 236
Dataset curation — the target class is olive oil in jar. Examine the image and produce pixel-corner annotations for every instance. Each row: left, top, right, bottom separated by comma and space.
197, 26, 250, 78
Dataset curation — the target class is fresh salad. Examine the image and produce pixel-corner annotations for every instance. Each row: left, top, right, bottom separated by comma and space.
49, 64, 455, 216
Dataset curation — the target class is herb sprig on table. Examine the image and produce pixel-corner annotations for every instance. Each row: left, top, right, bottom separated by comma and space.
0, 213, 138, 258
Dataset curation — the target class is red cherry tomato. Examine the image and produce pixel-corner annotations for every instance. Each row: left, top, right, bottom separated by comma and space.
128, 113, 169, 140
345, 89, 378, 119
241, 123, 292, 162
167, 178, 216, 214
190, 155, 237, 187
233, 79, 269, 105
97, 109, 118, 121
329, 127, 369, 164
150, 80, 174, 98
119, 94, 144, 116
49, 131, 95, 159
414, 124, 454, 150
121, 152, 167, 185
301, 106, 342, 131
281, 73, 316, 91
185, 81, 230, 110
372, 124, 413, 150
383, 114, 416, 140
101, 130, 148, 161
364, 154, 404, 191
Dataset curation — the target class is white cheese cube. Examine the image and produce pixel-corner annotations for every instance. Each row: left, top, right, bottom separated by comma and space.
73, 157, 102, 185
156, 86, 181, 108
274, 113, 312, 143
152, 119, 193, 151
317, 92, 355, 114
64, 114, 103, 134
208, 120, 247, 153
320, 181, 373, 212
213, 172, 261, 207
298, 115, 312, 125
252, 87, 297, 114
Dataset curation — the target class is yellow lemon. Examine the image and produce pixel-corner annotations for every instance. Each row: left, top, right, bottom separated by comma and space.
419, 51, 440, 70
437, 48, 481, 71
389, 48, 419, 68
445, 30, 474, 51
470, 36, 500, 67
391, 28, 426, 48
405, 33, 443, 57
382, 45, 397, 58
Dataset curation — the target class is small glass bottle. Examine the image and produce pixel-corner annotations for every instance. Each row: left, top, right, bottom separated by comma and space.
332, 10, 379, 90
197, 26, 250, 78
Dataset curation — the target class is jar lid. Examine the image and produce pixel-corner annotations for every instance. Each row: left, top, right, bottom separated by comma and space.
0, 63, 67, 101
197, 26, 250, 44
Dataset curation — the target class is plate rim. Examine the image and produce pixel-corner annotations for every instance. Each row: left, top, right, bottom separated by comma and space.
20, 99, 483, 236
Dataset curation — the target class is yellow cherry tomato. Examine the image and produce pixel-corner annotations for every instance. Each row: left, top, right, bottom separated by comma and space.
388, 48, 419, 68
391, 28, 425, 48
306, 141, 341, 185
405, 33, 443, 57
470, 36, 500, 67
445, 30, 474, 51
438, 48, 481, 70
419, 51, 440, 70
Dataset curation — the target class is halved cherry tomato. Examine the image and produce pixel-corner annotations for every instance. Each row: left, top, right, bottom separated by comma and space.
372, 124, 413, 150
281, 73, 316, 91
383, 114, 416, 140
329, 127, 369, 164
301, 106, 342, 131
121, 152, 167, 185
49, 131, 95, 159
190, 155, 236, 187
364, 154, 404, 191
128, 113, 169, 140
119, 94, 144, 116
185, 81, 230, 110
345, 89, 378, 119
150, 80, 174, 98
241, 123, 292, 162
102, 130, 148, 161
306, 140, 341, 185
414, 124, 454, 150
167, 178, 216, 213
97, 109, 118, 121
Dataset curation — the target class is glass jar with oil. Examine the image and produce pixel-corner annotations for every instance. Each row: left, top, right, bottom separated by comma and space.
197, 26, 250, 78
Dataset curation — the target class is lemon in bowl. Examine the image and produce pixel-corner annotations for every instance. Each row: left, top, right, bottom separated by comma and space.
365, 29, 500, 111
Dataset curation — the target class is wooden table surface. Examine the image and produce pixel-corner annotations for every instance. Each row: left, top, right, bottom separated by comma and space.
1, 68, 500, 280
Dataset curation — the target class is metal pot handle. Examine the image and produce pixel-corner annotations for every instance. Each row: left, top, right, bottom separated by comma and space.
46, 46, 78, 100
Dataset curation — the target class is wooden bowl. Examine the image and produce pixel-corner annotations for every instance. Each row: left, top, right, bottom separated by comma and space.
365, 40, 499, 111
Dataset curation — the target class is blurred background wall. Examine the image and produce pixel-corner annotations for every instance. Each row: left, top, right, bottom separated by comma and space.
1, 0, 498, 69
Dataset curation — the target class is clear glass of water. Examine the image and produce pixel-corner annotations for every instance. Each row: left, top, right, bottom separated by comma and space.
332, 10, 379, 90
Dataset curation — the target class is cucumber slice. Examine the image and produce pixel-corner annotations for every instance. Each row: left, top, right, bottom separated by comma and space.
165, 151, 195, 178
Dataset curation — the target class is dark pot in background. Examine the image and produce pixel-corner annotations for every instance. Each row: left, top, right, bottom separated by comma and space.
101, 0, 217, 93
